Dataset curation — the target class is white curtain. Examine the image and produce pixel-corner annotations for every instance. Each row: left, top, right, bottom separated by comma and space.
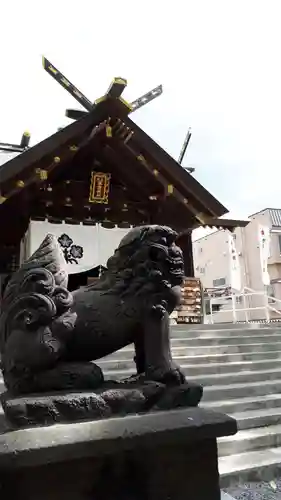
28, 221, 130, 275
96, 226, 131, 267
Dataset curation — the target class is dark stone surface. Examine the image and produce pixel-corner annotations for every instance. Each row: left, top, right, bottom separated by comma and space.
0, 408, 237, 469
0, 408, 237, 499
0, 226, 190, 401
0, 379, 203, 428
0, 439, 220, 500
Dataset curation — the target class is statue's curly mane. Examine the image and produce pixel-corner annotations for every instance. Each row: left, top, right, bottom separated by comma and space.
87, 225, 184, 297
0, 235, 73, 355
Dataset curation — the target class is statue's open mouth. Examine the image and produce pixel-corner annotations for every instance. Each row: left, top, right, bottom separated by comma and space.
166, 254, 185, 286
149, 243, 184, 279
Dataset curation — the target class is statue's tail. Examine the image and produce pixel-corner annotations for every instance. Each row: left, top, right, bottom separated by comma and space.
0, 234, 70, 352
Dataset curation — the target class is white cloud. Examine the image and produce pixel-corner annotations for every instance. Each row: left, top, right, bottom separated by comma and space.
1, 0, 280, 222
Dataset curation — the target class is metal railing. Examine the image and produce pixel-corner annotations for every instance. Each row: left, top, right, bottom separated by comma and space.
208, 287, 281, 324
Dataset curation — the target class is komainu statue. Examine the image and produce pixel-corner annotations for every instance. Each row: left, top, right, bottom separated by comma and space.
0, 225, 203, 427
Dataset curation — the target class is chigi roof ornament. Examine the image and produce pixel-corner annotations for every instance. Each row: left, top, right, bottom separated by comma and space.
42, 56, 163, 121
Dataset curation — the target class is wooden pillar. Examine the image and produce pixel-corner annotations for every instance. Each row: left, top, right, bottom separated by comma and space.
177, 231, 194, 278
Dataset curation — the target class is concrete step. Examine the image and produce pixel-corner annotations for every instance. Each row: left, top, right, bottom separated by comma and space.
218, 424, 281, 456
203, 379, 281, 402
169, 334, 281, 346
175, 349, 281, 364
172, 323, 280, 331
168, 327, 281, 338
219, 446, 281, 488
203, 393, 281, 414
99, 358, 281, 375
232, 407, 281, 430
104, 366, 281, 386
99, 349, 281, 367
101, 341, 281, 359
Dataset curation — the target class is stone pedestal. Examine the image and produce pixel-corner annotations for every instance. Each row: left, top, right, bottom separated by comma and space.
0, 408, 237, 500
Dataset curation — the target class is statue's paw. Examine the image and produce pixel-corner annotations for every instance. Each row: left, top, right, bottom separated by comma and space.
146, 363, 186, 386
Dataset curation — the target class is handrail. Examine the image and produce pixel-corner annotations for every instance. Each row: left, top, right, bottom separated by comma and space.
207, 287, 281, 324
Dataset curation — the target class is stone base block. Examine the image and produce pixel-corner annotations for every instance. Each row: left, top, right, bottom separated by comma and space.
0, 408, 237, 500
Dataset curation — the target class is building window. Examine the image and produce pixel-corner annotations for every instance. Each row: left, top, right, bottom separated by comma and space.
213, 277, 226, 287
279, 235, 281, 254
267, 285, 274, 297
267, 284, 275, 303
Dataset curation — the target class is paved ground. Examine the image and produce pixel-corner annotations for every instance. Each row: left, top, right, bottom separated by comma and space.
221, 492, 236, 499
223, 480, 281, 499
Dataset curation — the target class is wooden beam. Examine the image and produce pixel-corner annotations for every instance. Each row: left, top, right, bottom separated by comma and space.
0, 100, 112, 185
0, 119, 113, 205
120, 112, 228, 218
102, 144, 160, 201
113, 139, 208, 225
201, 217, 249, 229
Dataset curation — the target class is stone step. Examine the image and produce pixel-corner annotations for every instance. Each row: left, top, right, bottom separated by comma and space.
104, 350, 281, 369
219, 446, 281, 487
203, 393, 281, 414
169, 334, 281, 346
218, 424, 281, 456
168, 327, 280, 338
231, 407, 281, 430
99, 358, 281, 375
172, 323, 279, 331
104, 366, 281, 387
100, 350, 281, 370
101, 342, 281, 359
203, 379, 281, 402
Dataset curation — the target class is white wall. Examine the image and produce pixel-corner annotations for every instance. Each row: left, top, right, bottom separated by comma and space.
193, 230, 232, 288
25, 220, 131, 275
193, 210, 281, 321
193, 216, 273, 293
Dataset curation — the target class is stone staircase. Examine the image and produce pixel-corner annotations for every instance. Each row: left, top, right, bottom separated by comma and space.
1, 323, 281, 486
98, 323, 281, 486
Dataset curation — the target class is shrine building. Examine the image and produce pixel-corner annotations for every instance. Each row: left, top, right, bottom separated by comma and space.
0, 77, 247, 295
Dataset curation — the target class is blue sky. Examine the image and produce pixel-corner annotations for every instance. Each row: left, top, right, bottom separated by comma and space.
1, 0, 280, 238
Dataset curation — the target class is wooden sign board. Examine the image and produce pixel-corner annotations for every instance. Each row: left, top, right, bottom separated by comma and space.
176, 277, 203, 324
89, 172, 111, 204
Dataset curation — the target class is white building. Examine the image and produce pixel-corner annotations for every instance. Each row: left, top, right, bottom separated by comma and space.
193, 208, 281, 321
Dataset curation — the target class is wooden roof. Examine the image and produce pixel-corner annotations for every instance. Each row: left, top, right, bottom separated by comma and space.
0, 94, 247, 247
